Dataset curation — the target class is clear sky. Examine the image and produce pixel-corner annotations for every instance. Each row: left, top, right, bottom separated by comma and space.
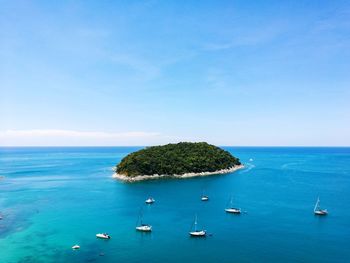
1, 0, 349, 146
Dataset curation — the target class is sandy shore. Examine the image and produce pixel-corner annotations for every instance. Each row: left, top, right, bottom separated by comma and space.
112, 164, 244, 182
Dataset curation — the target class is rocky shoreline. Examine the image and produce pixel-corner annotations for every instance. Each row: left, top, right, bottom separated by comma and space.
112, 164, 244, 182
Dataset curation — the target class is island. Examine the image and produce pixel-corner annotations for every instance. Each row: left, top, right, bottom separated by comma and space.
113, 142, 243, 182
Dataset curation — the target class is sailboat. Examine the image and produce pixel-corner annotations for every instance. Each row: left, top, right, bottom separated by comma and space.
189, 214, 206, 237
136, 208, 152, 232
225, 196, 241, 214
314, 197, 328, 215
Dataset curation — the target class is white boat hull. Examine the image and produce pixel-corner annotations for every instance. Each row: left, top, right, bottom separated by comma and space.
96, 233, 111, 239
189, 230, 206, 237
201, 196, 209, 201
136, 225, 152, 232
225, 208, 241, 214
314, 210, 328, 215
145, 198, 155, 204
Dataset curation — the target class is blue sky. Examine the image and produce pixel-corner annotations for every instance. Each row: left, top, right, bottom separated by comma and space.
0, 0, 349, 146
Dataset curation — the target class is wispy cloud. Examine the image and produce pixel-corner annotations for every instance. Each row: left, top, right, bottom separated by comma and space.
202, 23, 287, 51
0, 129, 172, 146
110, 54, 161, 81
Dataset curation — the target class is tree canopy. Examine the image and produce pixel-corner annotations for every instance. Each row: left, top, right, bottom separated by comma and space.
116, 142, 241, 177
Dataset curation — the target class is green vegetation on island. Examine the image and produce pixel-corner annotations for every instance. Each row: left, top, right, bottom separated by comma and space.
116, 142, 241, 177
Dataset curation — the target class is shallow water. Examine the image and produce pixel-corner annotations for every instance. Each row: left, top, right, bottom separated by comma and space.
0, 147, 349, 263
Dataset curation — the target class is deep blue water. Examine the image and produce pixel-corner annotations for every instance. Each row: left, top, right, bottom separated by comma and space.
0, 147, 349, 263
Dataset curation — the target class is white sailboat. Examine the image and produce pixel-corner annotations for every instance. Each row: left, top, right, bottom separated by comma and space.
189, 214, 206, 237
225, 196, 241, 214
136, 209, 152, 232
314, 197, 328, 215
136, 224, 152, 232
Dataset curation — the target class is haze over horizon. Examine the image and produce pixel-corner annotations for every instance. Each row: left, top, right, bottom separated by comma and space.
1, 1, 349, 146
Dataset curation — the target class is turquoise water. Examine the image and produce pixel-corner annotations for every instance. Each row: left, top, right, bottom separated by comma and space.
0, 147, 349, 263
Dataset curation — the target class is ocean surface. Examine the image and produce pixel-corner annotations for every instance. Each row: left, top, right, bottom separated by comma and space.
0, 147, 349, 263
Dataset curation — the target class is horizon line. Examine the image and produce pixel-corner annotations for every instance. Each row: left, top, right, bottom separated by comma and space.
0, 145, 349, 148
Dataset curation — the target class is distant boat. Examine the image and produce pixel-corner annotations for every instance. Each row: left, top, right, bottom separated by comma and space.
136, 208, 152, 232
314, 197, 328, 216
136, 224, 152, 232
72, 245, 80, 250
96, 233, 111, 239
225, 196, 241, 214
201, 190, 209, 201
145, 197, 155, 204
189, 214, 206, 237
201, 195, 209, 201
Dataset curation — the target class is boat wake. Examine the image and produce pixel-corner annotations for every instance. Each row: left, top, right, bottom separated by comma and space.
281, 162, 301, 170
240, 163, 255, 174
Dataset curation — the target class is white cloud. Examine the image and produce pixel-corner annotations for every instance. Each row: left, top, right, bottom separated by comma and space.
0, 129, 175, 146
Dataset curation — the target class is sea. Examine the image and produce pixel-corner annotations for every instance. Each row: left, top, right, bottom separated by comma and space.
0, 147, 349, 263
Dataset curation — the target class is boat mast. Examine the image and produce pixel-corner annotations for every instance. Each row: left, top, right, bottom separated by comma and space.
194, 214, 198, 232
314, 197, 320, 212
137, 207, 143, 226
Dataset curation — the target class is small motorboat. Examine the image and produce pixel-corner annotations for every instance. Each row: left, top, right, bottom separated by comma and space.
189, 215, 206, 237
145, 197, 155, 204
225, 197, 242, 214
225, 208, 241, 214
314, 197, 328, 216
201, 190, 209, 201
201, 189, 209, 201
72, 245, 80, 250
201, 195, 209, 201
96, 233, 111, 239
136, 224, 152, 232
